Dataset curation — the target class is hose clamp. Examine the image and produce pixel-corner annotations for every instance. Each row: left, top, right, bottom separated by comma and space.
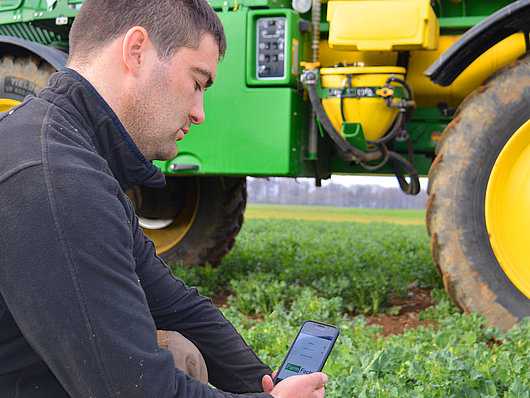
300, 62, 320, 85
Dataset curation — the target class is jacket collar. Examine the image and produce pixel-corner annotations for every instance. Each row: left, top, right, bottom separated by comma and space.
42, 69, 166, 191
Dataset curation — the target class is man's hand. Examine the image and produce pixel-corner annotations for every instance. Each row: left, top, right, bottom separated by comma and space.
262, 371, 328, 398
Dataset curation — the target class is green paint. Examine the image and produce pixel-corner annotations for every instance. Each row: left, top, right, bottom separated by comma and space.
0, 0, 520, 180
341, 123, 368, 152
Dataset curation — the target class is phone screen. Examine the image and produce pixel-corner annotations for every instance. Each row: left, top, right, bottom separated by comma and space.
274, 320, 339, 384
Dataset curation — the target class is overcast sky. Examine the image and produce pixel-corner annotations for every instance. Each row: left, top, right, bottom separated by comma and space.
324, 175, 429, 190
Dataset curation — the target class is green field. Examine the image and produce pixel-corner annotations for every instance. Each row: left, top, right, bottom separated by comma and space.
246, 203, 426, 225
168, 215, 529, 397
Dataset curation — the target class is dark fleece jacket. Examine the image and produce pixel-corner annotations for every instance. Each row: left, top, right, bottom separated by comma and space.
0, 69, 272, 398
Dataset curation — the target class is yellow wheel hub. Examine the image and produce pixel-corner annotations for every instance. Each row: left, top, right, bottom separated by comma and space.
485, 119, 530, 299
0, 98, 20, 113
140, 180, 199, 254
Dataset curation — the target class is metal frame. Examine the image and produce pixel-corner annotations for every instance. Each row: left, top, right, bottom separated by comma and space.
425, 0, 530, 86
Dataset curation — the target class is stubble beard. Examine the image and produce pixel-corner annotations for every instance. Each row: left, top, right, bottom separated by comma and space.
121, 65, 177, 161
121, 94, 157, 161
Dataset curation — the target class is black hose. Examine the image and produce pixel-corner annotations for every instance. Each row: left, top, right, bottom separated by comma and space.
388, 150, 421, 195
386, 76, 412, 100
366, 111, 404, 145
340, 74, 352, 122
360, 143, 389, 171
306, 78, 367, 162
385, 76, 416, 123
304, 71, 420, 195
340, 88, 346, 123
340, 88, 346, 122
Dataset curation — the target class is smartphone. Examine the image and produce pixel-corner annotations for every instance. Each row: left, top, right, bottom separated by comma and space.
273, 320, 339, 385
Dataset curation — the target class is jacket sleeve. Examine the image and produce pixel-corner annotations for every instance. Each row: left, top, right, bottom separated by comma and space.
0, 144, 271, 397
133, 219, 273, 393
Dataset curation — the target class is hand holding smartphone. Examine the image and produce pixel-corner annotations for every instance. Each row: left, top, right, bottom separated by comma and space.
273, 320, 339, 385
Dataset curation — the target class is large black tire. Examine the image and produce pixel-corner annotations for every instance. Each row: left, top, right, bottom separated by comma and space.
0, 55, 55, 102
134, 176, 247, 267
426, 54, 530, 331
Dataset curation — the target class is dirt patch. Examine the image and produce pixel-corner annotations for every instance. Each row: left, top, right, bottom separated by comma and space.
212, 287, 438, 338
365, 287, 437, 337
212, 291, 230, 308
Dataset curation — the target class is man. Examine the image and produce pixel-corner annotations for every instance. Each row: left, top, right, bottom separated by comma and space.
0, 0, 328, 397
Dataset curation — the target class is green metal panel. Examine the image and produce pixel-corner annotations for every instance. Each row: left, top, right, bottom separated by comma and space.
207, 0, 292, 11
0, 0, 80, 25
433, 0, 514, 19
328, 108, 451, 177
329, 151, 433, 178
158, 7, 312, 177
0, 0, 23, 12
246, 9, 299, 87
0, 0, 523, 180
0, 21, 68, 45
404, 108, 451, 154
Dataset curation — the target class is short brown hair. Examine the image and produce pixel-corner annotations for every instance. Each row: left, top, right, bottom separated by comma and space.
68, 0, 226, 64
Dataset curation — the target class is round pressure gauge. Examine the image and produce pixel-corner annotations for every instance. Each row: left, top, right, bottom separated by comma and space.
292, 0, 312, 14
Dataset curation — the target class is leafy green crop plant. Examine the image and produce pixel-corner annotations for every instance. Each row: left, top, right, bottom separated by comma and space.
169, 217, 529, 397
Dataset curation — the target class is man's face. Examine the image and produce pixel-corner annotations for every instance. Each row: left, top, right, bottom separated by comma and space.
124, 33, 219, 161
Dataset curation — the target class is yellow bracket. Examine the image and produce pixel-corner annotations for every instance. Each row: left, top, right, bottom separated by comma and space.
376, 87, 394, 98
300, 62, 321, 71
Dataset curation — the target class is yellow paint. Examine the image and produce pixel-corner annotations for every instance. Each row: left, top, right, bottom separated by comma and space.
327, 0, 439, 51
318, 34, 527, 109
485, 119, 530, 299
142, 182, 200, 254
0, 98, 20, 113
320, 66, 405, 141
300, 61, 320, 70
408, 34, 527, 108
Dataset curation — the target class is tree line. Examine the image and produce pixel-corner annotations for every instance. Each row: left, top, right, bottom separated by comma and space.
247, 177, 429, 210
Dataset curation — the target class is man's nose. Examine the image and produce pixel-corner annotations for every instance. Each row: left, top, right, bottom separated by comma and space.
190, 96, 205, 125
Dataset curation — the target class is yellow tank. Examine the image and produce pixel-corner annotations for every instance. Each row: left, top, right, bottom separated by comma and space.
327, 0, 439, 51
320, 0, 527, 108
320, 66, 406, 141
318, 34, 527, 109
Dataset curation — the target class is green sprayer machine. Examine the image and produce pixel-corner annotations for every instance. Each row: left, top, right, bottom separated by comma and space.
1, 0, 529, 330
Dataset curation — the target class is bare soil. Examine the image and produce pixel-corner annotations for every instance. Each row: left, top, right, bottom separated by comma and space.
364, 287, 438, 337
212, 287, 438, 338
212, 291, 231, 309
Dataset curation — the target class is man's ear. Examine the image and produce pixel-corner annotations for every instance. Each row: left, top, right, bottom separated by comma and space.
121, 26, 155, 76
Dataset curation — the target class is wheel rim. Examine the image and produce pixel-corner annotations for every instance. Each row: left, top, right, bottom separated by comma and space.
140, 180, 200, 254
0, 98, 20, 112
138, 217, 174, 230
485, 119, 530, 299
